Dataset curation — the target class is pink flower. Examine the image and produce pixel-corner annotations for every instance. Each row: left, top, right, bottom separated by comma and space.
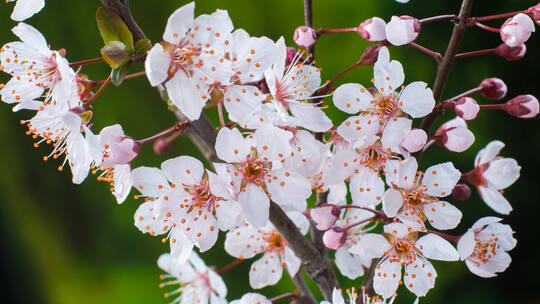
500, 13, 535, 47
357, 17, 387, 42
480, 78, 507, 100
435, 117, 475, 152
310, 204, 341, 230
503, 94, 539, 118
323, 227, 347, 250
401, 128, 427, 153
293, 25, 317, 48
463, 140, 520, 214
495, 43, 526, 61
457, 217, 516, 277
454, 97, 480, 121
385, 16, 421, 46
224, 211, 309, 289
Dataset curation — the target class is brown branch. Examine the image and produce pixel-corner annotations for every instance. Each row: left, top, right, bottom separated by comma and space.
415, 0, 475, 159
291, 271, 317, 304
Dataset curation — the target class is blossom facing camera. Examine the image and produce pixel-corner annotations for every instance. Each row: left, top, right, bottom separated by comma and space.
500, 13, 535, 47
357, 17, 387, 42
495, 43, 527, 61
385, 16, 421, 46
503, 94, 539, 119
480, 78, 507, 100
455, 97, 480, 121
293, 25, 317, 48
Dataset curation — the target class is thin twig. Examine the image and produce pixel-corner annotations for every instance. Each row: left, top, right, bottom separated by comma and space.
217, 258, 245, 274
69, 57, 104, 67
291, 271, 317, 304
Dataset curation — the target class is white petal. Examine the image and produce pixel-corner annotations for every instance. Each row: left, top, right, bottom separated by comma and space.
130, 166, 169, 197
233, 36, 277, 83
208, 269, 227, 297
286, 211, 310, 234
267, 169, 311, 211
470, 216, 502, 232
223, 85, 265, 126
424, 201, 462, 230
11, 0, 45, 21
166, 72, 208, 121
249, 252, 283, 289
399, 82, 435, 118
289, 103, 333, 132
465, 259, 497, 278
215, 199, 242, 230
112, 164, 132, 204
381, 117, 412, 149
283, 247, 301, 276
145, 44, 170, 86
238, 184, 270, 228
335, 247, 365, 279
457, 230, 475, 260
350, 233, 391, 259
373, 47, 404, 93
350, 168, 385, 206
382, 188, 404, 218
475, 140, 505, 166
272, 37, 287, 79
404, 258, 437, 297
417, 233, 459, 261
373, 260, 401, 299
483, 158, 520, 189
224, 225, 265, 259
254, 123, 293, 161
163, 2, 195, 44
133, 201, 171, 236
336, 115, 379, 143
478, 186, 513, 215
422, 162, 461, 197
161, 155, 204, 185
333, 83, 374, 114
215, 127, 249, 163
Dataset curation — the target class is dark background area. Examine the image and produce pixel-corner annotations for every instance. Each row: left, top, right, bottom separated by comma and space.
0, 0, 539, 303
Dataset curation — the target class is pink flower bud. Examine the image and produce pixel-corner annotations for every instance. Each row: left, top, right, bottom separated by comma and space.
455, 97, 480, 121
452, 183, 472, 201
310, 205, 340, 230
400, 128, 427, 153
99, 125, 141, 167
435, 117, 475, 152
495, 43, 526, 61
293, 26, 317, 48
479, 78, 507, 100
500, 13, 535, 47
527, 3, 540, 25
153, 137, 171, 155
503, 94, 539, 119
357, 17, 387, 42
385, 15, 421, 46
323, 227, 346, 250
358, 44, 383, 65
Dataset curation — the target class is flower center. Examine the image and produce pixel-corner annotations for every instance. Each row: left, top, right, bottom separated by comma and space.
470, 234, 499, 266
263, 231, 286, 252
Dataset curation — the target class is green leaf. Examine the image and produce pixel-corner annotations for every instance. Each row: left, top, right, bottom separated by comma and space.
134, 39, 152, 57
111, 63, 131, 86
96, 6, 134, 51
101, 41, 131, 69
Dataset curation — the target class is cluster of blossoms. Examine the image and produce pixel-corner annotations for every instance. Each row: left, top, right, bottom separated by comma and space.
2, 0, 539, 303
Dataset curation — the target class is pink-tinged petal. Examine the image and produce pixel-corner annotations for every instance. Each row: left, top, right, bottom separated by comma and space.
401, 128, 427, 153
224, 225, 265, 259
283, 247, 301, 276
424, 201, 462, 230
478, 186, 512, 215
471, 216, 502, 232
67, 134, 92, 184
399, 81, 435, 118
215, 127, 250, 163
145, 44, 171, 86
11, 22, 48, 53
134, 201, 171, 236
382, 188, 404, 218
358, 17, 387, 42
350, 233, 391, 258
130, 166, 169, 197
112, 164, 132, 204
335, 247, 366, 279
404, 258, 437, 297
374, 47, 404, 93
166, 72, 208, 121
500, 13, 535, 47
163, 2, 195, 44
254, 123, 293, 162
465, 258, 497, 278
337, 115, 379, 143
209, 269, 227, 298
475, 140, 505, 166
238, 184, 270, 228
444, 127, 475, 152
381, 117, 412, 149
267, 169, 311, 211
289, 103, 333, 132
457, 230, 475, 260
385, 16, 420, 46
161, 155, 204, 185
223, 85, 265, 125
323, 228, 346, 249
272, 37, 287, 79
417, 233, 459, 261
333, 83, 374, 114
422, 162, 461, 197
11, 0, 45, 21
249, 252, 283, 289
311, 205, 339, 230
233, 36, 277, 83
483, 158, 520, 190
373, 260, 401, 299
350, 167, 385, 206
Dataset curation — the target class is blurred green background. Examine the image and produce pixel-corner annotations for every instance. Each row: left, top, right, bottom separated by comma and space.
1, 0, 539, 303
